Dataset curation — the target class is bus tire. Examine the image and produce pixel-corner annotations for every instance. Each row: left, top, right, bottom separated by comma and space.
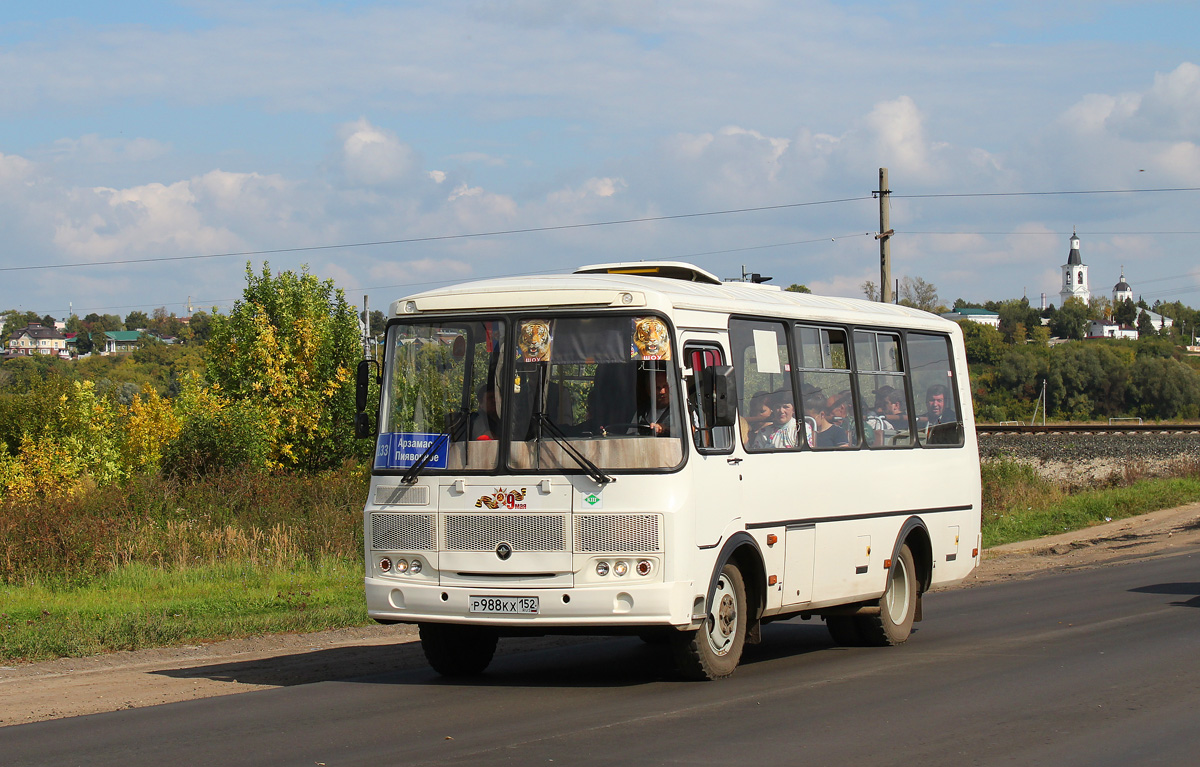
825, 615, 864, 646
671, 562, 747, 680
418, 623, 498, 676
856, 543, 918, 646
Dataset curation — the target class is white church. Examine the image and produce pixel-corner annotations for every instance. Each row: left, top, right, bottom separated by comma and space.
1055, 230, 1173, 339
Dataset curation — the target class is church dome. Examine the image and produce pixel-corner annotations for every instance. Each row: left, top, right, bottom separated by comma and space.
1066, 231, 1082, 266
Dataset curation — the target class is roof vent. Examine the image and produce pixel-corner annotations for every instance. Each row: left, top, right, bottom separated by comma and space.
574, 261, 723, 285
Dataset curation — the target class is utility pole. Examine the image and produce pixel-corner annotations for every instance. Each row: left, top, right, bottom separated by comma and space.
875, 167, 894, 303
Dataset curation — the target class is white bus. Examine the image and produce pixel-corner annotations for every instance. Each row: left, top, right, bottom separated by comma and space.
355, 262, 981, 679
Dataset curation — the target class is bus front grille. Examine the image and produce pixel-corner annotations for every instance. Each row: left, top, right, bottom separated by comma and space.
443, 514, 568, 552
574, 514, 661, 553
371, 513, 436, 550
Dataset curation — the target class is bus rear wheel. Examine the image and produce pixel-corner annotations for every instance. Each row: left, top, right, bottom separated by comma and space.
418, 623, 499, 676
671, 562, 747, 680
856, 543, 918, 646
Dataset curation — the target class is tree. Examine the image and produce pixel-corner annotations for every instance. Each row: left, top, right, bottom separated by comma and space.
124, 310, 150, 330
785, 284, 812, 294
1050, 297, 1089, 340
205, 263, 363, 471
898, 276, 939, 312
861, 280, 879, 302
1136, 310, 1156, 337
995, 298, 1042, 343
1114, 298, 1138, 327
187, 310, 212, 343
960, 321, 1006, 365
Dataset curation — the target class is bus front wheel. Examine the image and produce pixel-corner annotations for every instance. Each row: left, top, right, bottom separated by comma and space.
671, 562, 747, 680
856, 543, 918, 646
418, 623, 499, 676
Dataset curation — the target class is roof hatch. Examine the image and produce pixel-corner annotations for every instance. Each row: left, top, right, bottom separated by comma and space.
574, 261, 723, 285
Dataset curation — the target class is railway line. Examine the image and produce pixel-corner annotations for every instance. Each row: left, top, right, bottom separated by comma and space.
976, 423, 1200, 435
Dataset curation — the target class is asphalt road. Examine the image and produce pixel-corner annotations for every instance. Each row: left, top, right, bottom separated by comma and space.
4, 549, 1198, 767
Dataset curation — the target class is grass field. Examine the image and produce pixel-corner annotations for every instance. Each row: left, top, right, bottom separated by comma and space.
1, 558, 367, 662
3, 459, 1200, 663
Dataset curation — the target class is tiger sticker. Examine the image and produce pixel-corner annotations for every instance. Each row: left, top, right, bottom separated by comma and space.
631, 316, 671, 360
517, 320, 552, 362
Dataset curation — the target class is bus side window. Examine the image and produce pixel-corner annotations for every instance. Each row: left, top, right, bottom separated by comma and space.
685, 345, 733, 453
855, 330, 913, 448
908, 333, 964, 447
730, 319, 799, 452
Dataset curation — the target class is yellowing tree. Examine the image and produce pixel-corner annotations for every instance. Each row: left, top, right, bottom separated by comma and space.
206, 263, 363, 471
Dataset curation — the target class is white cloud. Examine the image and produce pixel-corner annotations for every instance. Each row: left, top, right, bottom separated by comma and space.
337, 118, 419, 187
52, 180, 241, 260
546, 176, 626, 205
861, 96, 931, 178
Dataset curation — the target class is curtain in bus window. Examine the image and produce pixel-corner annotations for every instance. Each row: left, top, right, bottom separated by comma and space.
908, 333, 964, 446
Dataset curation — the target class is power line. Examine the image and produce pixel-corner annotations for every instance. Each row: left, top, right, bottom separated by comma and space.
45, 232, 876, 316
905, 230, 1200, 236
892, 187, 1200, 199
0, 196, 872, 274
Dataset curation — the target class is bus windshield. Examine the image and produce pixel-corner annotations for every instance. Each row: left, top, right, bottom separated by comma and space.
376, 314, 684, 474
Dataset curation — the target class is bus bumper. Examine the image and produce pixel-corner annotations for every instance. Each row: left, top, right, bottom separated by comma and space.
365, 577, 696, 628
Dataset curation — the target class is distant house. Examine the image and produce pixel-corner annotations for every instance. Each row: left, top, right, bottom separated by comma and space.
940, 308, 1001, 328
5, 323, 70, 359
1087, 321, 1138, 340
102, 330, 143, 354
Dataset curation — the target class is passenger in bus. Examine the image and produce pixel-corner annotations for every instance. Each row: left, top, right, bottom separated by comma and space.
921, 384, 957, 427
871, 385, 896, 417
741, 390, 773, 444
828, 390, 862, 447
811, 397, 850, 448
881, 391, 908, 430
752, 390, 797, 449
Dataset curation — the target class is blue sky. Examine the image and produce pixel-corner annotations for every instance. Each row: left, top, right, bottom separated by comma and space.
2, 0, 1199, 321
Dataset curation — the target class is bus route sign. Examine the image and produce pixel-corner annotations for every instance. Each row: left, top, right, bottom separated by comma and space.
375, 432, 448, 470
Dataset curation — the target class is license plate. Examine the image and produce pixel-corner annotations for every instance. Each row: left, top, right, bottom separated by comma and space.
470, 596, 539, 614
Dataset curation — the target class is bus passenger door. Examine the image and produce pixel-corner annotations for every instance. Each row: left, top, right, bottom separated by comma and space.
682, 341, 742, 547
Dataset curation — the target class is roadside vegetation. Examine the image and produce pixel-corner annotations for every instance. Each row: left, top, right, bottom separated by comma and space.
981, 458, 1200, 547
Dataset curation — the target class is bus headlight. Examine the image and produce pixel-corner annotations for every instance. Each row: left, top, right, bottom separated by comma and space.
613, 560, 629, 577
409, 559, 422, 575
596, 561, 610, 577
636, 560, 652, 576
379, 557, 392, 573
395, 559, 409, 574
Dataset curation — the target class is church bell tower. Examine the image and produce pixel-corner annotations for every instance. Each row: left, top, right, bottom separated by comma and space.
1059, 230, 1090, 306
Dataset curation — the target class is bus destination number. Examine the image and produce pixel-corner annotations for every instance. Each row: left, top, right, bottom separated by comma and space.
470, 596, 539, 614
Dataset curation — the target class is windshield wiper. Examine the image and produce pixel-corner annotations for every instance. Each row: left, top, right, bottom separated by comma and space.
535, 413, 613, 486
400, 432, 448, 485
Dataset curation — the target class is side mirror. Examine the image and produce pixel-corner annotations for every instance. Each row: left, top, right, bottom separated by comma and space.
354, 412, 374, 440
701, 365, 737, 427
356, 359, 371, 412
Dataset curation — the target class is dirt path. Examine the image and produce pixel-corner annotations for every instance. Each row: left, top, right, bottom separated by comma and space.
4, 501, 1200, 727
